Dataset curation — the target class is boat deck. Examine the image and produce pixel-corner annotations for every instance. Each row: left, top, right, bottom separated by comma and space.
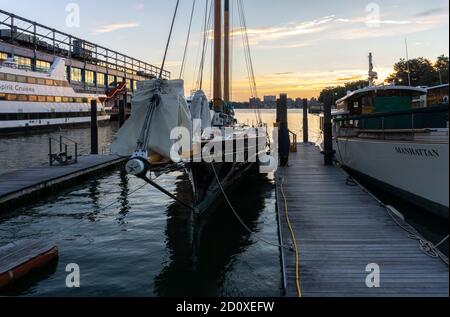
0, 155, 126, 213
276, 143, 449, 297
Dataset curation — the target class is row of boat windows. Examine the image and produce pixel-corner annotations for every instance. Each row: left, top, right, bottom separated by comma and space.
0, 73, 71, 87
0, 112, 105, 121
1, 52, 144, 76
0, 69, 137, 90
1, 52, 138, 90
0, 54, 51, 72
0, 93, 92, 103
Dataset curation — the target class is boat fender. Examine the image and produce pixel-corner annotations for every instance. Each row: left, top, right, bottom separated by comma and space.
386, 205, 405, 222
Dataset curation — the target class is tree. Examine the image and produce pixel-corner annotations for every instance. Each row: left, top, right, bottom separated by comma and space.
434, 55, 449, 85
318, 80, 369, 104
385, 57, 439, 86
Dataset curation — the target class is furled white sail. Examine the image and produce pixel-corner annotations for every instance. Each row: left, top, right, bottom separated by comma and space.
111, 79, 192, 159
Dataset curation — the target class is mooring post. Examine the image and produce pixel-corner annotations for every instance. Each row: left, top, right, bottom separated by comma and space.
323, 94, 334, 166
302, 98, 309, 143
278, 94, 290, 167
119, 95, 126, 127
90, 99, 99, 155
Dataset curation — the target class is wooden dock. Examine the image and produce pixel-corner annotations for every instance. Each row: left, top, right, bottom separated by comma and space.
0, 155, 126, 213
276, 143, 449, 297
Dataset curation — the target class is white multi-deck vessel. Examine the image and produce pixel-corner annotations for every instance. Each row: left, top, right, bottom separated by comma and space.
0, 57, 109, 133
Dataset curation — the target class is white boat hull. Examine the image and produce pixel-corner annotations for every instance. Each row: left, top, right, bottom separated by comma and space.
335, 137, 449, 219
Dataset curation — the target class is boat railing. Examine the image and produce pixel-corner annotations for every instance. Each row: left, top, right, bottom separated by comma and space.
48, 136, 78, 166
334, 104, 449, 136
289, 130, 298, 152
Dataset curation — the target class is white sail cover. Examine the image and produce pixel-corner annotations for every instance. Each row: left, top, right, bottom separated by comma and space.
111, 79, 192, 158
189, 90, 211, 130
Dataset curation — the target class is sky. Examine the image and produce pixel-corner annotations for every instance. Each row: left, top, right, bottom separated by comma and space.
0, 0, 448, 101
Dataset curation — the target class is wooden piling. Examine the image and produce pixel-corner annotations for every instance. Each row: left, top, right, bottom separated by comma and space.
119, 97, 126, 127
90, 100, 98, 155
302, 98, 309, 143
323, 94, 334, 165
278, 94, 289, 167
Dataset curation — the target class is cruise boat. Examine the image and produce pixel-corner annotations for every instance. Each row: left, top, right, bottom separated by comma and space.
332, 54, 449, 219
0, 57, 109, 133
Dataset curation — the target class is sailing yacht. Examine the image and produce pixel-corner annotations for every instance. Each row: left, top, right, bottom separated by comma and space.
111, 0, 268, 214
332, 53, 449, 219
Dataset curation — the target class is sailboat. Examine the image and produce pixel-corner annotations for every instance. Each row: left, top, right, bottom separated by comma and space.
110, 0, 269, 215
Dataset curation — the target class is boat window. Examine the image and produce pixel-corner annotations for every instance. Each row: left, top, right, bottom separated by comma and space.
82, 97, 89, 103
46, 96, 55, 102
0, 73, 5, 81
29, 95, 38, 102
71, 68, 83, 82
0, 93, 6, 100
17, 95, 28, 101
0, 52, 8, 61
27, 77, 37, 84
45, 79, 53, 86
6, 74, 15, 81
7, 94, 17, 101
62, 97, 70, 102
54, 96, 62, 103
16, 76, 27, 83
36, 60, 51, 72
38, 96, 46, 102
75, 97, 83, 103
85, 70, 95, 85
37, 78, 46, 85
97, 73, 105, 86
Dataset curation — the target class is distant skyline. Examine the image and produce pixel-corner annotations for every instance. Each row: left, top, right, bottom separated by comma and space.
1, 0, 448, 101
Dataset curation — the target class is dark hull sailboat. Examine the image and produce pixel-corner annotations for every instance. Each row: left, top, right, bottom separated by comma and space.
111, 0, 269, 215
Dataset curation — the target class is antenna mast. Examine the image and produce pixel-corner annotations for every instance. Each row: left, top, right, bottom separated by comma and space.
405, 38, 411, 86
368, 52, 378, 86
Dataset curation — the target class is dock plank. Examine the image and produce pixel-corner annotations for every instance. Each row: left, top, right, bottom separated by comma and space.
276, 144, 448, 297
0, 155, 125, 212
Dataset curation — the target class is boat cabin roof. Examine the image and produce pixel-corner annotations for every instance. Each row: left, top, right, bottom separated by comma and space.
336, 85, 427, 104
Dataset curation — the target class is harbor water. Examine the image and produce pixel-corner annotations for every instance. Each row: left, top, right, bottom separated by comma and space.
0, 110, 447, 296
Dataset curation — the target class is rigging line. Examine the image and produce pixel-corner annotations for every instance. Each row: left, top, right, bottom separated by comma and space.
179, 0, 197, 79
210, 163, 292, 252
198, 0, 212, 90
240, 0, 261, 124
160, 0, 180, 79
236, 1, 253, 98
237, 0, 261, 124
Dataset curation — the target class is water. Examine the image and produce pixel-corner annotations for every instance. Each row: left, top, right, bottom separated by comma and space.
0, 110, 285, 297
0, 109, 446, 296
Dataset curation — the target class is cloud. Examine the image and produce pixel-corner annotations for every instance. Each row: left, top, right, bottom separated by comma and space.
95, 22, 140, 34
227, 8, 448, 48
415, 7, 446, 17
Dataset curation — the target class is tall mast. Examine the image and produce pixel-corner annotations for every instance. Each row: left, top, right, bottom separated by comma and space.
223, 0, 230, 103
213, 0, 223, 111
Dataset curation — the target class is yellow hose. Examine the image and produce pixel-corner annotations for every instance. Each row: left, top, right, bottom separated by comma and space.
280, 177, 302, 298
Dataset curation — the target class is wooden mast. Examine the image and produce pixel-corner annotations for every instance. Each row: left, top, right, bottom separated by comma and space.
223, 0, 230, 103
213, 0, 222, 111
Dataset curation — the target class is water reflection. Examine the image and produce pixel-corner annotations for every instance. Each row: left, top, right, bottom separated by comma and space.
154, 172, 270, 297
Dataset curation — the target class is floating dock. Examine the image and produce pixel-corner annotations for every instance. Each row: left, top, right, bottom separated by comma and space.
276, 143, 449, 297
0, 155, 126, 213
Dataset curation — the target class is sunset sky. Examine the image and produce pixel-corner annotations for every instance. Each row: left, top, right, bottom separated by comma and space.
1, 0, 449, 101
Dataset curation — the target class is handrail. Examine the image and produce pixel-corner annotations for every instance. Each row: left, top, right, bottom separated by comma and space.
48, 136, 78, 166
289, 130, 298, 153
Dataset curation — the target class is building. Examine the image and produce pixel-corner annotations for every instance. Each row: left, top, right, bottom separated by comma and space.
249, 97, 262, 109
263, 95, 277, 109
0, 9, 169, 99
